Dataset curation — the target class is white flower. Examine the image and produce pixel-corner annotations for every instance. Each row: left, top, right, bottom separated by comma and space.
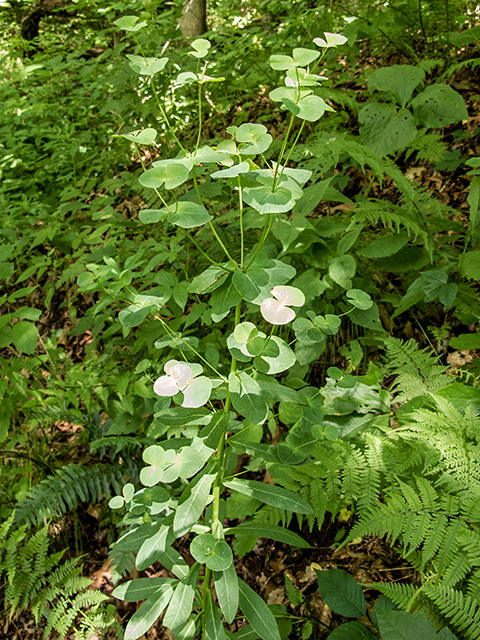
154, 360, 193, 396
153, 360, 212, 408
260, 286, 305, 325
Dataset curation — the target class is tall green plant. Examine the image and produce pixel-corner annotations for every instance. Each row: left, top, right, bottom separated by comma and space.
98, 22, 373, 640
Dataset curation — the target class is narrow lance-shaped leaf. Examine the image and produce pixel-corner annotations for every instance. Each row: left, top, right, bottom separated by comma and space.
214, 564, 239, 624
174, 474, 216, 537
163, 563, 201, 634
238, 578, 281, 640
123, 584, 176, 640
223, 478, 313, 514
205, 590, 228, 640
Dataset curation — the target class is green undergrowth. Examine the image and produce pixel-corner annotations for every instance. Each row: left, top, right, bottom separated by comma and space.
0, 1, 480, 638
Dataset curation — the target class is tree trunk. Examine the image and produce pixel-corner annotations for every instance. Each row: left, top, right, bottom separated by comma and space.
178, 0, 207, 38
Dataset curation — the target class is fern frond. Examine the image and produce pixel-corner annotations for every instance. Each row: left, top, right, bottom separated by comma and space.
15, 463, 125, 527
370, 581, 418, 609
383, 336, 450, 402
423, 585, 480, 640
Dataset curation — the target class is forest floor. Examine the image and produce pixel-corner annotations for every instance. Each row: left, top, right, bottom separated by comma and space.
1, 50, 480, 640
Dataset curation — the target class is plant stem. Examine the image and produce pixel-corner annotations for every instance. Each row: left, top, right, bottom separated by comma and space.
273, 114, 295, 190
202, 302, 241, 638
237, 176, 245, 267
246, 212, 274, 269
154, 314, 227, 380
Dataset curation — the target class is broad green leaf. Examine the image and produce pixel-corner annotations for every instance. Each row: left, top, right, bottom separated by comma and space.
235, 123, 273, 155
176, 445, 212, 478
176, 615, 199, 640
229, 441, 278, 464
285, 575, 303, 606
288, 95, 332, 122
113, 577, 177, 602
169, 201, 212, 229
189, 38, 211, 58
109, 495, 124, 509
327, 622, 376, 639
269, 86, 298, 102
359, 103, 417, 156
190, 533, 215, 563
412, 84, 468, 128
238, 579, 281, 640
329, 255, 356, 289
280, 165, 312, 186
356, 231, 409, 259
316, 569, 366, 617
163, 564, 201, 634
449, 333, 480, 349
11, 321, 38, 354
126, 54, 168, 76
139, 208, 170, 224
191, 534, 233, 571
278, 424, 318, 465
139, 160, 191, 190
292, 47, 320, 66
182, 376, 213, 409
13, 307, 42, 321
176, 71, 197, 85
368, 65, 425, 108
254, 336, 296, 375
119, 128, 157, 145
229, 372, 269, 425
437, 629, 458, 640
314, 314, 341, 335
212, 162, 250, 179
173, 474, 215, 537
114, 15, 147, 32
124, 585, 175, 640
376, 610, 437, 640
188, 264, 229, 294
269, 54, 296, 71
458, 250, 480, 280
154, 407, 212, 427
223, 478, 313, 514
371, 595, 398, 627
243, 185, 296, 215
140, 445, 165, 487
226, 522, 310, 548
257, 380, 305, 404
214, 564, 239, 623
198, 412, 229, 449
190, 145, 231, 164
346, 289, 373, 310
210, 275, 243, 322
391, 276, 425, 318
205, 590, 228, 640
233, 267, 269, 301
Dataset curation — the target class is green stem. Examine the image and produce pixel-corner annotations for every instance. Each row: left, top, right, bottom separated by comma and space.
278, 120, 306, 179
202, 567, 212, 637
183, 230, 222, 267
237, 176, 245, 268
246, 212, 274, 269
202, 302, 241, 638
154, 314, 227, 380
273, 114, 295, 190
150, 76, 186, 152
195, 61, 208, 154
192, 168, 237, 268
